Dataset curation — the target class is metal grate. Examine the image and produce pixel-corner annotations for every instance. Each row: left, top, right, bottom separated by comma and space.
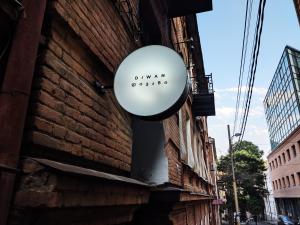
192, 74, 215, 117
192, 74, 214, 95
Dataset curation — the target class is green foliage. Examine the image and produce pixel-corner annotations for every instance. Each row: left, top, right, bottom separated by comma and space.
218, 141, 268, 216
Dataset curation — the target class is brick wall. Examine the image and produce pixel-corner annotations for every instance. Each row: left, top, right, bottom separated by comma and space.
267, 126, 300, 198
170, 17, 189, 64
164, 115, 180, 148
21, 0, 212, 181
170, 209, 187, 225
169, 203, 211, 225
51, 0, 137, 72
165, 142, 182, 186
25, 0, 137, 172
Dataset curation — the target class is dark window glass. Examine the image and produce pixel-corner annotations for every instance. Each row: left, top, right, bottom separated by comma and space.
292, 174, 296, 186
286, 176, 290, 187
287, 149, 291, 160
292, 145, 297, 157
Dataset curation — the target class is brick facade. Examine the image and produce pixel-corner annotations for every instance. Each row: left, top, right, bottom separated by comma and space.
267, 126, 300, 217
2, 0, 219, 225
27, 14, 133, 172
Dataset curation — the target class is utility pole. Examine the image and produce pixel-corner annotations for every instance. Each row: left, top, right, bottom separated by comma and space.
227, 125, 240, 225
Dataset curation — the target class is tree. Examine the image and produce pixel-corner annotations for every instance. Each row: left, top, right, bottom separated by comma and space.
218, 141, 268, 224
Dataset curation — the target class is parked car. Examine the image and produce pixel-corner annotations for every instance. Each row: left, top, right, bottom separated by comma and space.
277, 215, 296, 225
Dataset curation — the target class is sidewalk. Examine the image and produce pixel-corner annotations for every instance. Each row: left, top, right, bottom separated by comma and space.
221, 221, 277, 225
261, 220, 277, 225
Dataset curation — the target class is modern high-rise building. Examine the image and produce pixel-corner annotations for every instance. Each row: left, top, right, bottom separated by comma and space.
264, 46, 300, 219
264, 46, 300, 150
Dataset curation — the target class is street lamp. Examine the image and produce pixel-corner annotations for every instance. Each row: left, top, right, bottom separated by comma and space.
227, 125, 241, 225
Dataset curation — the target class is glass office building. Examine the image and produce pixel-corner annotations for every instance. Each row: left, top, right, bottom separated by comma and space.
264, 46, 300, 150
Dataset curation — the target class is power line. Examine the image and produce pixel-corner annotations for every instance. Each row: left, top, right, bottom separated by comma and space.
237, 0, 267, 144
239, 1, 263, 139
233, 0, 251, 135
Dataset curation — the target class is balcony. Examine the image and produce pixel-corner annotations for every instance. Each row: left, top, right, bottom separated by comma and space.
166, 0, 213, 17
192, 74, 216, 117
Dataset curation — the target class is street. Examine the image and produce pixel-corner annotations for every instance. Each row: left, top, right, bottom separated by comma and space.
222, 220, 277, 225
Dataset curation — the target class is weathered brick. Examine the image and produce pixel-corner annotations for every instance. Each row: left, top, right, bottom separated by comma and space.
33, 117, 53, 135
48, 39, 63, 59
62, 52, 86, 77
51, 0, 136, 72
30, 131, 63, 150
65, 130, 82, 144
40, 66, 60, 85
25, 1, 139, 172
59, 78, 83, 101
35, 103, 64, 126
52, 124, 67, 139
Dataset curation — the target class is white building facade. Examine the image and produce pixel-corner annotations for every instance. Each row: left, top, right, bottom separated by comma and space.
264, 167, 278, 221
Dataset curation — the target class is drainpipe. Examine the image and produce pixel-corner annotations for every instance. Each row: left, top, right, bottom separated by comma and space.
0, 1, 46, 224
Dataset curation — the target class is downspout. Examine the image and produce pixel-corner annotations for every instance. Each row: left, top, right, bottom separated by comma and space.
0, 0, 46, 224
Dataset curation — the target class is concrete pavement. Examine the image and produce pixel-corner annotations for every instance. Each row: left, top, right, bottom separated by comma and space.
222, 221, 277, 225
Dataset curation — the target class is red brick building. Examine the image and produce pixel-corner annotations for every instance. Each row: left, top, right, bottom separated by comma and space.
267, 131, 300, 217
0, 1, 219, 225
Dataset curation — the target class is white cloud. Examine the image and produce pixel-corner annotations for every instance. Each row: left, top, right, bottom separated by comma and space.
216, 86, 267, 96
216, 106, 235, 117
249, 106, 264, 117
246, 124, 268, 136
208, 86, 271, 158
216, 105, 264, 118
214, 91, 222, 100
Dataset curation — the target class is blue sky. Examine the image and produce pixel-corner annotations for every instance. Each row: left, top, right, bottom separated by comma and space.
197, 1, 300, 157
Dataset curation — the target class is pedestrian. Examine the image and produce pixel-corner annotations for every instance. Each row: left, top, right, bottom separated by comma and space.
254, 215, 257, 225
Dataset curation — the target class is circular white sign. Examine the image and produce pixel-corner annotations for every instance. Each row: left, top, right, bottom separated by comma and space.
113, 45, 189, 120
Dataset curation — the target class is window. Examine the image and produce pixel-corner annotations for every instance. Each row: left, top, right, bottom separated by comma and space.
186, 116, 192, 150
297, 140, 300, 154
186, 114, 195, 168
269, 163, 272, 171
272, 161, 275, 169
282, 152, 286, 163
278, 156, 282, 166
298, 172, 300, 186
292, 145, 297, 157
291, 174, 296, 186
198, 138, 204, 178
282, 177, 286, 188
275, 180, 278, 189
193, 135, 200, 173
279, 179, 282, 189
275, 158, 278, 168
286, 176, 290, 187
287, 149, 291, 160
272, 181, 275, 189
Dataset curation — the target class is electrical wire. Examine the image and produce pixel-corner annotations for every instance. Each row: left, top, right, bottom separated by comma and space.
234, 0, 267, 150
238, 1, 263, 139
234, 0, 255, 135
233, 0, 251, 135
